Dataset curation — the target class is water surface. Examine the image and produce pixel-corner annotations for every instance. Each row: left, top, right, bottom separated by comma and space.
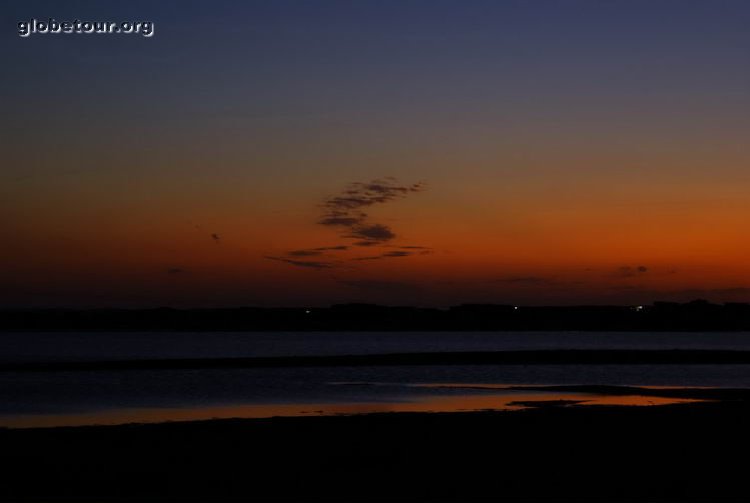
2, 331, 749, 428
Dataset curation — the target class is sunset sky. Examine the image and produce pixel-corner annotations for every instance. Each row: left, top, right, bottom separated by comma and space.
3, 0, 749, 307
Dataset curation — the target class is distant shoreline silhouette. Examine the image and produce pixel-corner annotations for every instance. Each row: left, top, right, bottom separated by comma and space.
2, 299, 749, 331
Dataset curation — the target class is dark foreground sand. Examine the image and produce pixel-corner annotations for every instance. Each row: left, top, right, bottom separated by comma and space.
2, 395, 750, 502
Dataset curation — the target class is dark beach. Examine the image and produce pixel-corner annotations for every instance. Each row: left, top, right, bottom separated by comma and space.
3, 390, 750, 502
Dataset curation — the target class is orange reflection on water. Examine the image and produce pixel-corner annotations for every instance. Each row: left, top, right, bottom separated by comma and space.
0, 391, 706, 429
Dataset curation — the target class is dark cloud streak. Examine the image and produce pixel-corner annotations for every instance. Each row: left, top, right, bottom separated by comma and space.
269, 178, 429, 270
318, 178, 424, 245
265, 256, 334, 269
288, 250, 323, 257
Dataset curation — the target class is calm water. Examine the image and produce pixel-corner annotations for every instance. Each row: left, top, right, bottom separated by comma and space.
4, 330, 750, 363
1, 331, 750, 427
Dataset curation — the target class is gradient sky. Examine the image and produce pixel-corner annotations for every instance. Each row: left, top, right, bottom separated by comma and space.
2, 0, 749, 307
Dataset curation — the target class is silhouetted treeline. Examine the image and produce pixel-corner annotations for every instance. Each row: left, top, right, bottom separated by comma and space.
1, 299, 749, 331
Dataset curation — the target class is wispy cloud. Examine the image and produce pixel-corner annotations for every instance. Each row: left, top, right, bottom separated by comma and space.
313, 246, 349, 251
265, 256, 334, 269
269, 178, 430, 270
382, 250, 412, 257
321, 179, 424, 214
319, 178, 424, 245
351, 250, 415, 261
286, 246, 350, 257
345, 224, 396, 242
319, 215, 364, 227
288, 250, 323, 257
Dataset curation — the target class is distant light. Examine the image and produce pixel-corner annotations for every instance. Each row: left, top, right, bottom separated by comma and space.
634, 305, 644, 312
305, 309, 311, 314
513, 306, 519, 310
